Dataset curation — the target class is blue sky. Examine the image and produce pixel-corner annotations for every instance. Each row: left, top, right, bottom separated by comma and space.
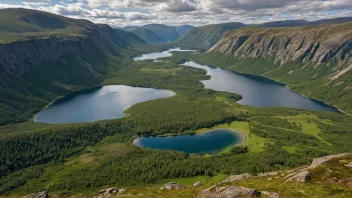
0, 0, 351, 27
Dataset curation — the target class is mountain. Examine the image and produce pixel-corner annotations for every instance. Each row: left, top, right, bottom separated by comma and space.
172, 25, 194, 36
176, 22, 246, 49
141, 24, 181, 42
131, 27, 164, 43
259, 17, 352, 27
201, 22, 352, 113
121, 24, 194, 43
0, 8, 144, 125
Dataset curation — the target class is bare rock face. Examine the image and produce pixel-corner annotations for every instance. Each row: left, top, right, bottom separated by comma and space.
22, 191, 48, 198
308, 153, 349, 169
285, 170, 311, 183
201, 185, 260, 198
208, 23, 352, 67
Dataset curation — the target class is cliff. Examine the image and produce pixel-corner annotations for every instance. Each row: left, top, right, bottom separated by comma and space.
208, 22, 352, 67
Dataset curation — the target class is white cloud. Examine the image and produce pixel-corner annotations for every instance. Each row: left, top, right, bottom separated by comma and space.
0, 0, 350, 26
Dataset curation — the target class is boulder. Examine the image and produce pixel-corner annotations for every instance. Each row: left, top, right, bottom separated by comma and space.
194, 181, 202, 187
345, 162, 352, 167
286, 171, 311, 183
95, 187, 123, 198
201, 185, 260, 198
22, 191, 48, 198
222, 173, 252, 183
262, 191, 280, 198
160, 182, 183, 190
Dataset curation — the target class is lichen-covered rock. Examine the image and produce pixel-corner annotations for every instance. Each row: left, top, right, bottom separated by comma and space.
286, 171, 311, 183
222, 173, 252, 183
201, 185, 260, 198
22, 191, 48, 198
194, 181, 202, 187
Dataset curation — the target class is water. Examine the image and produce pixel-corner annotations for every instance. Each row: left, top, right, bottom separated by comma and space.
132, 129, 244, 154
133, 48, 197, 61
134, 48, 339, 113
34, 85, 175, 124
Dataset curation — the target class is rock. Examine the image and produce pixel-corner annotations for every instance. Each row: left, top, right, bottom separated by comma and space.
194, 181, 202, 187
258, 172, 278, 177
201, 185, 260, 198
22, 191, 48, 198
95, 187, 123, 198
346, 162, 352, 167
222, 173, 252, 182
262, 191, 280, 198
308, 153, 349, 169
286, 171, 311, 183
160, 182, 183, 190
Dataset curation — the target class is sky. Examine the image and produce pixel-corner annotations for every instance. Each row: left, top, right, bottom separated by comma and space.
0, 0, 351, 27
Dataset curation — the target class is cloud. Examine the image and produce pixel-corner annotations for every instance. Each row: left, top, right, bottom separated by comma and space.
0, 0, 350, 27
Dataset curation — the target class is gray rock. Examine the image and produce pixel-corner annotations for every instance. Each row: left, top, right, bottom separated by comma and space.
222, 173, 252, 183
262, 191, 280, 198
201, 185, 260, 198
285, 170, 311, 183
346, 162, 352, 167
22, 191, 48, 198
160, 182, 183, 190
194, 181, 202, 187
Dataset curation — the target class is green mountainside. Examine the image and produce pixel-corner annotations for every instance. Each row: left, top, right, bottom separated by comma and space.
131, 27, 164, 43
202, 22, 352, 113
175, 22, 246, 49
1, 8, 352, 198
0, 8, 145, 125
122, 24, 194, 43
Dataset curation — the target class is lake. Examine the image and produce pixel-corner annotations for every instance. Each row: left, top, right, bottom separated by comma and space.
133, 47, 197, 61
134, 48, 339, 113
132, 129, 244, 154
34, 85, 175, 124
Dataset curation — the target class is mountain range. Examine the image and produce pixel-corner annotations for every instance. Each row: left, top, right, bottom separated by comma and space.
120, 24, 194, 43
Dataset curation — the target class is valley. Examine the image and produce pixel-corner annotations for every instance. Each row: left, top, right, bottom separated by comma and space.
0, 7, 352, 198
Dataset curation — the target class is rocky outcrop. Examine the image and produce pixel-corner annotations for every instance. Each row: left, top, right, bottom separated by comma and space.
208, 22, 352, 68
222, 173, 252, 182
285, 170, 311, 183
22, 191, 48, 198
201, 185, 261, 198
308, 153, 349, 169
194, 181, 202, 187
160, 182, 183, 190
95, 187, 125, 198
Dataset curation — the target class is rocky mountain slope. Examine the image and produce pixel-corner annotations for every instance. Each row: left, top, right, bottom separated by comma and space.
258, 17, 352, 27
131, 27, 164, 43
0, 8, 144, 125
202, 22, 352, 113
121, 24, 194, 43
200, 153, 352, 198
176, 22, 246, 49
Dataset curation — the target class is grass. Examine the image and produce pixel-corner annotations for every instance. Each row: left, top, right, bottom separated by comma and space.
282, 114, 333, 146
139, 67, 183, 76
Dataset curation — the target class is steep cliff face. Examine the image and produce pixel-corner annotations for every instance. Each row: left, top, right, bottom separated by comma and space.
0, 37, 100, 84
201, 22, 352, 113
0, 8, 145, 125
208, 22, 352, 67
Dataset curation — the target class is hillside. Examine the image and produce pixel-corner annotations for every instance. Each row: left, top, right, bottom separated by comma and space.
122, 24, 194, 43
259, 17, 352, 27
131, 27, 164, 43
0, 8, 144, 125
198, 22, 352, 113
176, 22, 246, 49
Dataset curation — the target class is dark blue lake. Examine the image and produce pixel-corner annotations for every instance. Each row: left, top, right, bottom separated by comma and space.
133, 48, 339, 113
132, 129, 244, 154
34, 85, 175, 124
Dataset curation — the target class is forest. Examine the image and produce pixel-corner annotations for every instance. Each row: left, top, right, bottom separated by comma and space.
1, 47, 352, 196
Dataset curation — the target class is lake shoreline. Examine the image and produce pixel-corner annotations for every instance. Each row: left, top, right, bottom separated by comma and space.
131, 128, 246, 154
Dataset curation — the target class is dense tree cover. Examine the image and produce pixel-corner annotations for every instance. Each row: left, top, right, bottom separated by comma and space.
1, 49, 352, 196
0, 120, 132, 179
